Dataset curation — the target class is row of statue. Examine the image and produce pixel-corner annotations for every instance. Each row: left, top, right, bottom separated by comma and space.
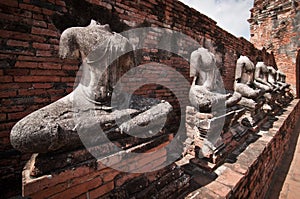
10, 21, 292, 170
190, 48, 289, 113
186, 47, 291, 166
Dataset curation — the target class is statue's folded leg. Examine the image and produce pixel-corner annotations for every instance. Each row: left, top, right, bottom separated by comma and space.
235, 83, 262, 99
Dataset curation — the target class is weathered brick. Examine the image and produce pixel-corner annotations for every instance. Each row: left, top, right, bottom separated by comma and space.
0, 30, 46, 42
5, 69, 30, 76
30, 69, 65, 76
7, 111, 30, 121
32, 13, 44, 20
0, 0, 18, 7
14, 76, 60, 82
33, 83, 53, 89
19, 3, 42, 12
7, 40, 29, 47
62, 64, 78, 71
61, 77, 75, 82
55, 0, 66, 7
0, 113, 7, 121
38, 63, 61, 70
49, 177, 102, 199
36, 50, 54, 57
15, 61, 38, 68
18, 89, 46, 96
32, 42, 51, 50
89, 181, 114, 199
31, 27, 58, 37
0, 76, 13, 83
0, 90, 17, 98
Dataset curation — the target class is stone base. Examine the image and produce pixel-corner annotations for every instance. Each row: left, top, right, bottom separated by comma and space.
184, 106, 249, 170
22, 134, 190, 199
21, 100, 300, 199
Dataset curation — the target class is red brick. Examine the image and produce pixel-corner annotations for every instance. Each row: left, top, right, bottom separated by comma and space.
15, 61, 38, 68
33, 13, 44, 20
14, 76, 60, 82
61, 77, 75, 82
49, 177, 102, 199
49, 38, 59, 44
18, 89, 46, 96
33, 96, 50, 103
62, 64, 78, 70
216, 167, 244, 188
7, 40, 29, 47
0, 136, 11, 149
36, 50, 53, 57
206, 181, 232, 198
32, 42, 50, 50
29, 182, 68, 199
0, 122, 15, 131
55, 0, 66, 7
42, 8, 53, 15
31, 27, 58, 37
30, 69, 66, 76
0, 83, 31, 90
0, 76, 13, 83
0, 13, 22, 23
19, 3, 42, 13
65, 88, 73, 93
0, 113, 6, 122
7, 111, 30, 121
18, 10, 32, 18
0, 90, 17, 98
0, 130, 10, 138
0, 30, 46, 43
0, 0, 18, 7
31, 83, 52, 89
47, 89, 65, 95
51, 95, 63, 101
100, 168, 120, 183
115, 173, 140, 187
5, 69, 30, 76
48, 24, 57, 31
0, 105, 26, 113
89, 181, 114, 199
38, 63, 62, 70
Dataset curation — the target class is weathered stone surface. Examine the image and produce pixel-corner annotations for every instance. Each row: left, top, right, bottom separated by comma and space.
254, 62, 273, 92
10, 20, 173, 154
234, 56, 263, 100
189, 47, 241, 113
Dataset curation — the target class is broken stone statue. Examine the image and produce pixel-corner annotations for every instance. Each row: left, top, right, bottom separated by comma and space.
189, 47, 241, 113
184, 48, 247, 170
10, 20, 172, 156
234, 56, 267, 129
254, 62, 274, 92
276, 70, 293, 104
276, 70, 290, 90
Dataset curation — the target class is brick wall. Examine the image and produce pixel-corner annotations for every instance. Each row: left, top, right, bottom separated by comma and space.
249, 0, 300, 91
0, 0, 275, 197
184, 100, 300, 198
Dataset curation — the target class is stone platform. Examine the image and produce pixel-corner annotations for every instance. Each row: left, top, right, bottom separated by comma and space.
21, 100, 299, 199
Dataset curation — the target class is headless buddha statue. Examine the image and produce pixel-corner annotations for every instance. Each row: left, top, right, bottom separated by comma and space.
277, 70, 290, 89
10, 20, 172, 153
254, 62, 273, 92
234, 56, 262, 99
189, 47, 241, 113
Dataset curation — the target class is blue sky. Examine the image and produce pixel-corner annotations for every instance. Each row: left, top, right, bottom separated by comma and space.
178, 0, 254, 40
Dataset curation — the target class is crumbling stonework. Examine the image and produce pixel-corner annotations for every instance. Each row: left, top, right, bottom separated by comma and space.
249, 0, 300, 92
0, 0, 283, 198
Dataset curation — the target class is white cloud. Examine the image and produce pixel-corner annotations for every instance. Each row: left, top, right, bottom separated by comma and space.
178, 0, 253, 40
